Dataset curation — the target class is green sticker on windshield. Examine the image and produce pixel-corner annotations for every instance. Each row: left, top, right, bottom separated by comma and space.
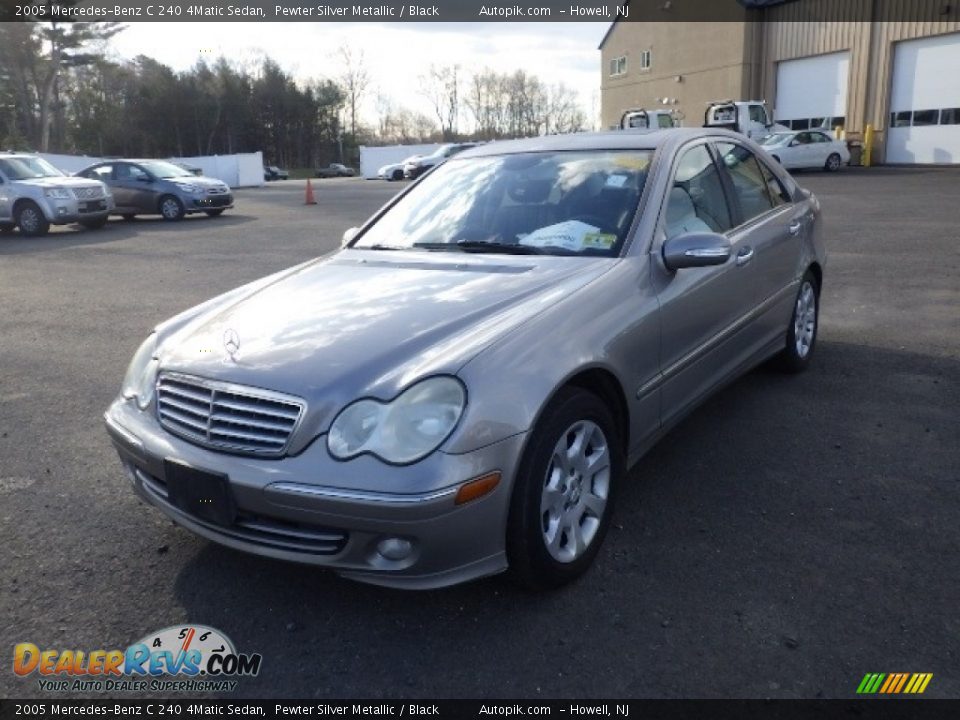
582, 233, 617, 249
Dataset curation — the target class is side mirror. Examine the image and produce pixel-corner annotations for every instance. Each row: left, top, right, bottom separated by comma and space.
341, 227, 360, 247
662, 231, 731, 271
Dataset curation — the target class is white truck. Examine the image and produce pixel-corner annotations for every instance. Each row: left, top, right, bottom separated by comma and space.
619, 108, 680, 130
703, 100, 789, 139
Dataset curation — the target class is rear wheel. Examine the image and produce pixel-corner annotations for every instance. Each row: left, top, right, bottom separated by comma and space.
204, 209, 225, 217
507, 387, 622, 590
15, 201, 50, 237
391, 169, 403, 181
774, 270, 820, 373
824, 153, 842, 172
159, 195, 185, 221
80, 216, 108, 230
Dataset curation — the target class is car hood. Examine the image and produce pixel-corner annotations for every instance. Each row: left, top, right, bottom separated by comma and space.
158, 249, 616, 437
22, 176, 105, 191
168, 175, 228, 190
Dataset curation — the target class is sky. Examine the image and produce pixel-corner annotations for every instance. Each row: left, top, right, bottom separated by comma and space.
109, 22, 609, 129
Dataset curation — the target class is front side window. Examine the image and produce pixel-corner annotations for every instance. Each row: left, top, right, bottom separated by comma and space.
87, 165, 113, 180
664, 145, 732, 240
138, 160, 193, 178
353, 151, 653, 257
116, 164, 151, 181
0, 157, 63, 180
715, 142, 775, 225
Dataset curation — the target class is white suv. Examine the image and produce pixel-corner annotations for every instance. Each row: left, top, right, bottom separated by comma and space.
0, 154, 114, 237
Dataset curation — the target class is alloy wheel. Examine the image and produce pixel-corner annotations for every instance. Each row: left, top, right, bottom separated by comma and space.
794, 280, 817, 358
540, 420, 611, 563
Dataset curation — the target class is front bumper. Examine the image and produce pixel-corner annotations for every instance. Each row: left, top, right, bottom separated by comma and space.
44, 195, 114, 225
104, 397, 524, 589
185, 193, 234, 213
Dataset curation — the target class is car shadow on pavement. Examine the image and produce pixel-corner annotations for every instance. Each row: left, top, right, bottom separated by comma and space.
168, 339, 958, 698
0, 214, 256, 256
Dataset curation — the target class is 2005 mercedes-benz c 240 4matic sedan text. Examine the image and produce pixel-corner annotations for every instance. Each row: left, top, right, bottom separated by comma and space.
105, 128, 825, 589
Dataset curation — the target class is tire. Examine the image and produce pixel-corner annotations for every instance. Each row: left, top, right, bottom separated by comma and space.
774, 270, 820, 373
158, 195, 185, 221
507, 386, 623, 590
15, 201, 50, 237
824, 153, 842, 172
121, 214, 136, 222
79, 216, 108, 230
391, 169, 403, 181
204, 209, 225, 217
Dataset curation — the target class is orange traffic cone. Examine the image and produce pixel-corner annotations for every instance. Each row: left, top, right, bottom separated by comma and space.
304, 179, 317, 205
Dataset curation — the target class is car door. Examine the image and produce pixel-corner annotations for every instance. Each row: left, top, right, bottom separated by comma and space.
810, 131, 834, 165
81, 164, 121, 208
652, 141, 763, 426
715, 140, 809, 347
792, 132, 818, 167
0, 170, 11, 221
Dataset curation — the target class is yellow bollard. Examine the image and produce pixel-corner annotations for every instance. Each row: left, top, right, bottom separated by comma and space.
835, 126, 844, 140
863, 124, 874, 167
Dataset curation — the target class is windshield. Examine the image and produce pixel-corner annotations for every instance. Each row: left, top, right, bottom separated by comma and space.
353, 150, 653, 257
0, 157, 64, 180
139, 160, 194, 179
759, 133, 791, 146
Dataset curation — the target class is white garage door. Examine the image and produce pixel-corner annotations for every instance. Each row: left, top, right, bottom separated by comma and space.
887, 33, 960, 165
775, 51, 850, 131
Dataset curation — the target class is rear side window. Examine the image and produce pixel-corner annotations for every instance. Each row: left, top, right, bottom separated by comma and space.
715, 142, 775, 224
759, 162, 791, 207
664, 144, 733, 239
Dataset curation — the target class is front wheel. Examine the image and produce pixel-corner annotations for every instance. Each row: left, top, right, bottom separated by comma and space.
80, 216, 108, 230
774, 271, 820, 373
824, 153, 842, 172
507, 387, 623, 590
15, 201, 50, 237
204, 209, 225, 217
159, 195, 185, 221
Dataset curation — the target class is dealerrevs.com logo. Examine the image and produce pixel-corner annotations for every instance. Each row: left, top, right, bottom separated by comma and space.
13, 625, 262, 693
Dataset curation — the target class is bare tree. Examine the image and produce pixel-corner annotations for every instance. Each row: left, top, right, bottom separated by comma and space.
339, 44, 369, 138
419, 64, 460, 141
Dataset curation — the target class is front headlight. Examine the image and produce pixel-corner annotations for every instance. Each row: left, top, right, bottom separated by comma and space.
43, 187, 73, 199
121, 333, 159, 410
176, 183, 203, 194
327, 376, 466, 465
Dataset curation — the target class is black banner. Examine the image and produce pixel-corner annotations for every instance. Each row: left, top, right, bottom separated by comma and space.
2, 0, 958, 22
3, 700, 960, 720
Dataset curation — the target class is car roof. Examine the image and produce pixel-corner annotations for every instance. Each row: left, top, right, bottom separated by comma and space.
458, 128, 734, 158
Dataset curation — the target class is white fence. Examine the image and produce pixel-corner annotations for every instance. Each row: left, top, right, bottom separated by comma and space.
359, 143, 441, 179
39, 151, 265, 188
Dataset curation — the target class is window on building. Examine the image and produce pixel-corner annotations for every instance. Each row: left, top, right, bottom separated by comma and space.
941, 108, 960, 125
639, 50, 652, 70
892, 111, 912, 127
911, 109, 938, 126
609, 56, 627, 77
832, 116, 846, 129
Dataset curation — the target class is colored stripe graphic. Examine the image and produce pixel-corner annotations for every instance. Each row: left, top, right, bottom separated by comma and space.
856, 673, 933, 694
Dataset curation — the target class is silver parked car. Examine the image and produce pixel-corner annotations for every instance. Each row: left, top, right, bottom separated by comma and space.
76, 159, 233, 221
0, 154, 114, 237
104, 129, 825, 590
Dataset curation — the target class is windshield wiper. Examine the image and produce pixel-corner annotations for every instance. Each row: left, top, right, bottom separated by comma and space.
414, 240, 553, 255
363, 243, 410, 251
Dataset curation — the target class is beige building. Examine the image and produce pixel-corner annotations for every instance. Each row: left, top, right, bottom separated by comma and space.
600, 0, 960, 163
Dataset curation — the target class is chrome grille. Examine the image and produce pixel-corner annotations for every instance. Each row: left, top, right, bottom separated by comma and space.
207, 186, 229, 195
156, 373, 304, 457
73, 187, 102, 199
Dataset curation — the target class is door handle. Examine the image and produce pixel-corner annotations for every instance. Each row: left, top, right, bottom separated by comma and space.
789, 220, 803, 236
736, 246, 754, 266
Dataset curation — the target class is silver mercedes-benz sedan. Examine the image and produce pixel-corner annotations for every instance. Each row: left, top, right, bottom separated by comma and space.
104, 128, 825, 590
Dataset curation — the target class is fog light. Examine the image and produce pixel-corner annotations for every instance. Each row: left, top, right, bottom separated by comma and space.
121, 460, 138, 485
376, 537, 413, 561
57, 207, 67, 215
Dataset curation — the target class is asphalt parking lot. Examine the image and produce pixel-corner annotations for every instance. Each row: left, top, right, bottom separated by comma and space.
1, 169, 958, 700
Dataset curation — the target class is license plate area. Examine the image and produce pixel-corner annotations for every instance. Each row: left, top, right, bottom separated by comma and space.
163, 460, 236, 527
